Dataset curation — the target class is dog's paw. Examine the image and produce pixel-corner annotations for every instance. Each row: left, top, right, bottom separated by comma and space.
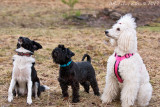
101, 99, 111, 104
8, 95, 13, 102
27, 98, 32, 105
102, 100, 112, 105
95, 92, 100, 96
62, 93, 69, 98
102, 100, 109, 104
35, 96, 40, 100
122, 103, 131, 107
16, 94, 18, 98
101, 95, 112, 104
72, 98, 80, 103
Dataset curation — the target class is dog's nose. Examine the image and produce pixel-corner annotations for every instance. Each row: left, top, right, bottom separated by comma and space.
105, 31, 109, 35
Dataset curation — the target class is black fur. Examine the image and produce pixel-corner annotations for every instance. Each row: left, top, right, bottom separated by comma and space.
13, 37, 46, 97
52, 45, 100, 103
82, 54, 91, 63
17, 36, 42, 53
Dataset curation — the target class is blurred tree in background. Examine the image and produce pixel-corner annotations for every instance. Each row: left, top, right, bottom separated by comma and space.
61, 0, 78, 9
61, 0, 81, 18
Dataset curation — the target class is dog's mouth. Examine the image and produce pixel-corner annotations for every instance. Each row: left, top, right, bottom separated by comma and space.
18, 38, 23, 45
52, 53, 60, 64
105, 34, 114, 39
105, 34, 112, 38
53, 58, 58, 63
105, 34, 118, 40
105, 31, 113, 38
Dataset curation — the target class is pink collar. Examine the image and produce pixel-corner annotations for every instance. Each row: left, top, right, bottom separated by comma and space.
16, 52, 33, 57
114, 53, 134, 83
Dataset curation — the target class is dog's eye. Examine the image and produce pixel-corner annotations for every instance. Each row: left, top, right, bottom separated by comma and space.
117, 28, 120, 31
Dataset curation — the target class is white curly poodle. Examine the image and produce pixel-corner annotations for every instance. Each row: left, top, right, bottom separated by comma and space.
101, 14, 152, 107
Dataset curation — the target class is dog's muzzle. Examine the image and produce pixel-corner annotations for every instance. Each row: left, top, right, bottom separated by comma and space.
105, 30, 109, 35
105, 30, 110, 37
18, 37, 23, 45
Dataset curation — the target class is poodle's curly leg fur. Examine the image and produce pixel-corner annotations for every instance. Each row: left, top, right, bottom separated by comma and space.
101, 74, 119, 104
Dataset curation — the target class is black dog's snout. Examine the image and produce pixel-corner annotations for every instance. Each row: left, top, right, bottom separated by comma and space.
105, 31, 109, 35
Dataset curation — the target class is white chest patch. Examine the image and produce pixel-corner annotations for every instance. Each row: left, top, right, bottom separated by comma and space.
12, 55, 35, 82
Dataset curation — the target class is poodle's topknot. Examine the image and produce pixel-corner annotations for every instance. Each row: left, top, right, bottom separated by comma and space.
117, 13, 136, 29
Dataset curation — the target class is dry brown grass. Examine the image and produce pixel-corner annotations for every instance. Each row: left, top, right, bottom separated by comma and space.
0, 27, 160, 107
0, 0, 160, 107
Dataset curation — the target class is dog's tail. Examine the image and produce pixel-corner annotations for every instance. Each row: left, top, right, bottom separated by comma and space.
40, 85, 50, 92
82, 54, 91, 63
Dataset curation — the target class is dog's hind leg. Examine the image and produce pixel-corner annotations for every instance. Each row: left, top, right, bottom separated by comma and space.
80, 81, 90, 93
14, 86, 18, 97
89, 77, 100, 96
137, 83, 152, 106
34, 82, 39, 99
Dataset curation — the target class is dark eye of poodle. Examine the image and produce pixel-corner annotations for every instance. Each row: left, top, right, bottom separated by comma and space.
117, 28, 120, 31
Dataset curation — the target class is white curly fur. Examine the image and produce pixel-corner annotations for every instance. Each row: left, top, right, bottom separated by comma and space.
101, 14, 152, 107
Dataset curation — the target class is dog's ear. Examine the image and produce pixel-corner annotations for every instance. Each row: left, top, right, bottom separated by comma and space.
118, 29, 137, 52
32, 41, 42, 51
67, 48, 75, 58
58, 44, 65, 49
110, 39, 117, 46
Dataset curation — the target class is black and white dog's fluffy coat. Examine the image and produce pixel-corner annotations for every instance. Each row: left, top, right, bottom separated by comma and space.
8, 37, 49, 105
52, 45, 100, 103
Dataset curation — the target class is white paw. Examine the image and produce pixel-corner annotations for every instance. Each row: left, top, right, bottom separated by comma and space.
16, 94, 18, 98
27, 98, 32, 105
122, 102, 131, 107
102, 100, 111, 104
8, 95, 13, 102
35, 96, 40, 100
102, 101, 106, 104
101, 95, 111, 104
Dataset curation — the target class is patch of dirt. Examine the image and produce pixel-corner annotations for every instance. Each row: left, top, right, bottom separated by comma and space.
65, 5, 160, 27
114, 5, 160, 26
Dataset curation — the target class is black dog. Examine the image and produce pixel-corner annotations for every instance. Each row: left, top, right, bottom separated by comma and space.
8, 37, 49, 104
52, 45, 100, 103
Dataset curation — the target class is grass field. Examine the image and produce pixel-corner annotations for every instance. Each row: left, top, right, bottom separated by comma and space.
0, 0, 160, 107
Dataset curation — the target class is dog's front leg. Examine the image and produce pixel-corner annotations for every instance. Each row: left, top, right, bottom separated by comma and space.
27, 79, 32, 105
59, 78, 69, 97
101, 72, 119, 104
71, 80, 80, 103
8, 78, 16, 102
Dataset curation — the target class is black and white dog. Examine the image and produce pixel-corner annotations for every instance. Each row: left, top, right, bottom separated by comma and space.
8, 37, 49, 105
51, 45, 100, 103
